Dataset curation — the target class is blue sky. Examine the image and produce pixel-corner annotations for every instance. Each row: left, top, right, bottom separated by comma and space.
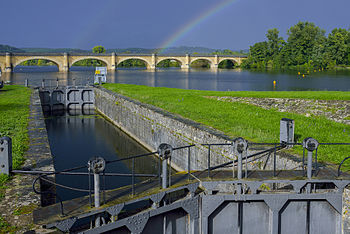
0, 0, 349, 50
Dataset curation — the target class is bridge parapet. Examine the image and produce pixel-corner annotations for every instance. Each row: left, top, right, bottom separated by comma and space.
0, 53, 246, 72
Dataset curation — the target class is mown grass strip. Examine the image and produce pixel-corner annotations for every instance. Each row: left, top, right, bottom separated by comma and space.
103, 83, 350, 169
0, 85, 31, 184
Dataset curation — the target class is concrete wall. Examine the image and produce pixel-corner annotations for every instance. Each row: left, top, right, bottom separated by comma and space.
94, 87, 304, 172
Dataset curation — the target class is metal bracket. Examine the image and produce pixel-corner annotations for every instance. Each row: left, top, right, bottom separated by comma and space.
182, 197, 199, 219
126, 212, 150, 234
201, 195, 225, 218
54, 217, 77, 232
264, 196, 288, 212
106, 203, 124, 217
150, 191, 166, 204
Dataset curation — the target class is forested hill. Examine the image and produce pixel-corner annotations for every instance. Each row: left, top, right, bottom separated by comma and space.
0, 45, 247, 55
0, 44, 25, 53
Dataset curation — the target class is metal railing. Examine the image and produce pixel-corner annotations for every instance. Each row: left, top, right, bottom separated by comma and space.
24, 77, 94, 88
4, 137, 350, 216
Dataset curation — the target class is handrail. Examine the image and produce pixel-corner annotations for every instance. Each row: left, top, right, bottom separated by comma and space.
338, 156, 350, 177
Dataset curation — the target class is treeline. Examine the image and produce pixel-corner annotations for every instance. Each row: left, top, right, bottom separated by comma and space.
20, 59, 54, 66
242, 22, 350, 70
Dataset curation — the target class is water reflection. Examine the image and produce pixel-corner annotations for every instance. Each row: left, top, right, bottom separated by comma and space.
2, 66, 350, 91
45, 110, 156, 201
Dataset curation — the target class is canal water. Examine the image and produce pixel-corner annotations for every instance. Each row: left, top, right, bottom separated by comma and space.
1, 66, 350, 91
44, 110, 158, 201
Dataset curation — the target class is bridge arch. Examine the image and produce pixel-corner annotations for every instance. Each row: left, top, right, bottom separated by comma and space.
13, 57, 63, 71
190, 58, 213, 68
70, 57, 110, 68
117, 57, 151, 69
156, 58, 183, 67
218, 59, 238, 69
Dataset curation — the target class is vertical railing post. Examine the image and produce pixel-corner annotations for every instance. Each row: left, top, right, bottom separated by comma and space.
234, 138, 248, 180
88, 169, 92, 207
273, 144, 277, 177
25, 78, 28, 87
0, 137, 12, 175
158, 143, 173, 189
187, 146, 191, 181
88, 157, 105, 227
132, 157, 135, 196
158, 156, 161, 188
302, 138, 319, 179
207, 145, 211, 178
302, 138, 319, 193
232, 142, 235, 178
41, 79, 45, 89
56, 78, 59, 89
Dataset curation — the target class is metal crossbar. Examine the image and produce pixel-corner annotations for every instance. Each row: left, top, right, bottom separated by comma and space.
9, 140, 350, 217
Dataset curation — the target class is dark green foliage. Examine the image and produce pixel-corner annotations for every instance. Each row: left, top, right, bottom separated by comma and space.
92, 45, 106, 54
72, 59, 106, 67
19, 59, 55, 66
157, 59, 180, 68
242, 22, 350, 69
191, 59, 210, 68
118, 59, 146, 67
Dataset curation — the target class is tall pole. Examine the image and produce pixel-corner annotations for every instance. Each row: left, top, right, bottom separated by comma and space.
88, 157, 105, 227
157, 143, 173, 189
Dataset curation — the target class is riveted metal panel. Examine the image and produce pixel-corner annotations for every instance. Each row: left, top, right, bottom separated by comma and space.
310, 201, 340, 234
208, 202, 238, 234
242, 202, 269, 234
280, 201, 307, 234
143, 208, 188, 234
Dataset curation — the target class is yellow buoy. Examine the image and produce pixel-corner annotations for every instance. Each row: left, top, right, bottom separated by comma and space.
273, 80, 276, 86
302, 74, 305, 78
298, 72, 301, 75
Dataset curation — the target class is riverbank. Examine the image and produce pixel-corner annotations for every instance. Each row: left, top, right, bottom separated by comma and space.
103, 83, 350, 170
0, 85, 30, 178
0, 85, 31, 232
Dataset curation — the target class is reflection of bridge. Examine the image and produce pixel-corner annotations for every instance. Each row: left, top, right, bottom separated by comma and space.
0, 52, 246, 72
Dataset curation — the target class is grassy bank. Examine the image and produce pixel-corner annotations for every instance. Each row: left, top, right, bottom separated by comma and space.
103, 83, 350, 169
0, 85, 31, 184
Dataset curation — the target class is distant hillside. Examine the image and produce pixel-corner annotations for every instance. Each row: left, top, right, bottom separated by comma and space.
0, 44, 25, 53
0, 44, 248, 55
108, 46, 248, 55
21, 48, 89, 53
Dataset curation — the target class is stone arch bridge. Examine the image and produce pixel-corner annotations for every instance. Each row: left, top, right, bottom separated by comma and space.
0, 53, 246, 72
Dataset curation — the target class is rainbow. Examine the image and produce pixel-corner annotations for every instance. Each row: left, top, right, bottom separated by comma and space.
159, 0, 239, 53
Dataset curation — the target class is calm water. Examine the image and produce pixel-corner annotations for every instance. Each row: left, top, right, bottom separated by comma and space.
45, 111, 157, 201
1, 66, 350, 91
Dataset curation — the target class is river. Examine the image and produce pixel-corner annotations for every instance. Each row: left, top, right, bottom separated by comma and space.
1, 66, 350, 91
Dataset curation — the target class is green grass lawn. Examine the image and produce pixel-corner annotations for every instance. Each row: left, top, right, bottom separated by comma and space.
103, 83, 350, 169
0, 85, 30, 184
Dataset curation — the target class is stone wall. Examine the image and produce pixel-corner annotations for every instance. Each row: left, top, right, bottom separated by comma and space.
94, 87, 303, 172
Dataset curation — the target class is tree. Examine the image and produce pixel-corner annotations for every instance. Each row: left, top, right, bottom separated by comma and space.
326, 28, 349, 65
266, 28, 284, 59
286, 22, 326, 65
92, 46, 106, 54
